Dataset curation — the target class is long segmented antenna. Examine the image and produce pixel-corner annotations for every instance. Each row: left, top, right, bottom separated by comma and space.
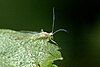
51, 7, 67, 35
53, 29, 67, 35
52, 7, 55, 33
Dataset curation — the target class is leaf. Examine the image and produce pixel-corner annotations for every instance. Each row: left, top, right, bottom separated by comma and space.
0, 29, 63, 67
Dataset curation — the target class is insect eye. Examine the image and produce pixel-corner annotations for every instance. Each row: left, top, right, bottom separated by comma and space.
49, 33, 53, 36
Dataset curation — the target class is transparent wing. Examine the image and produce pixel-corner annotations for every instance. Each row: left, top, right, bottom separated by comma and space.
20, 31, 39, 34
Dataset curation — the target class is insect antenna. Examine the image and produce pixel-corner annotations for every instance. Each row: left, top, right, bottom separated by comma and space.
53, 29, 67, 35
52, 7, 55, 33
51, 7, 67, 35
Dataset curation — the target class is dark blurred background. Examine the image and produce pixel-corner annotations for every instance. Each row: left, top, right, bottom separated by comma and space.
0, 0, 100, 67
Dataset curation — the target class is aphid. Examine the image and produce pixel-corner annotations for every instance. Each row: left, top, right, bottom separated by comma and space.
30, 7, 67, 42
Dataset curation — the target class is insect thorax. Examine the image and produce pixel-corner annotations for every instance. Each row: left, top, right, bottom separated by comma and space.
31, 31, 53, 41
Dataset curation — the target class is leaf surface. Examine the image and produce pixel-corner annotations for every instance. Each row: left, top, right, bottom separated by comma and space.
0, 29, 63, 67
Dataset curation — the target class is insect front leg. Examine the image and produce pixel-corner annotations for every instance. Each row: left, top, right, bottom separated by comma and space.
50, 39, 58, 46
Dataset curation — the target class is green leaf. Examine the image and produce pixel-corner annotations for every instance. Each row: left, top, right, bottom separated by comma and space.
0, 29, 63, 67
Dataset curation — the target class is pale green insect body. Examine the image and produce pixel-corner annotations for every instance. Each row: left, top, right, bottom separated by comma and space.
30, 31, 53, 41
0, 29, 53, 41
